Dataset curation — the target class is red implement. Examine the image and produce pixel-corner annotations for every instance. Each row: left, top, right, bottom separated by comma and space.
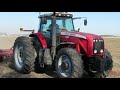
0, 48, 13, 61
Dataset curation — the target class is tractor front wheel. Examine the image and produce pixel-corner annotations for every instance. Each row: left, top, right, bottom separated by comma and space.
94, 49, 113, 78
55, 48, 84, 78
13, 37, 36, 74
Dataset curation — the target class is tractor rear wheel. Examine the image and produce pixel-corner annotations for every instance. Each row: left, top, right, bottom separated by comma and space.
55, 48, 84, 78
32, 37, 46, 73
13, 37, 36, 74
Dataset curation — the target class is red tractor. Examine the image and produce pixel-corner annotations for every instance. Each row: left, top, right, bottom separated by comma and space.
13, 12, 113, 78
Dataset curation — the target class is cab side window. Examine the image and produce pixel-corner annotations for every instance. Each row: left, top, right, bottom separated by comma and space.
41, 19, 51, 37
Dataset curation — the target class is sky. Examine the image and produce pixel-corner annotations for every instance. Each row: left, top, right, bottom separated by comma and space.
0, 12, 120, 36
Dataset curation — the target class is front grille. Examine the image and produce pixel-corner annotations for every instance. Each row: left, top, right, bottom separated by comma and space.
93, 39, 104, 54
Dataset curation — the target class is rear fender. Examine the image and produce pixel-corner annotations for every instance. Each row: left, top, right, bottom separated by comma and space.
29, 32, 47, 48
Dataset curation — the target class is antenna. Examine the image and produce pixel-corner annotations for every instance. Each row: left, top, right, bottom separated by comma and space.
39, 12, 41, 15
38, 12, 41, 18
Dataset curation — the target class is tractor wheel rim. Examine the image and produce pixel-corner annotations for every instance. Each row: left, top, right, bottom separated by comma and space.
15, 44, 24, 69
58, 55, 72, 77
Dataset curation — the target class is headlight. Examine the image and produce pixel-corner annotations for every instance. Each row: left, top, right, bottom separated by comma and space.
100, 49, 103, 53
93, 40, 96, 42
94, 49, 97, 54
93, 39, 104, 54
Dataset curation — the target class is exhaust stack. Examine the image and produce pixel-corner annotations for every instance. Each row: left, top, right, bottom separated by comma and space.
51, 12, 56, 60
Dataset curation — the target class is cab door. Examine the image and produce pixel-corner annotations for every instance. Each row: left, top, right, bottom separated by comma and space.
40, 19, 52, 48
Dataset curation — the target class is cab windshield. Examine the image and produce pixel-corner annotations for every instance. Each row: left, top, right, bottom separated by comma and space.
40, 17, 74, 32
55, 17, 74, 31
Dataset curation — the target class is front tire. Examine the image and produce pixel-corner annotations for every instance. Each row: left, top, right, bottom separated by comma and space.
94, 49, 113, 78
13, 37, 36, 74
55, 48, 84, 78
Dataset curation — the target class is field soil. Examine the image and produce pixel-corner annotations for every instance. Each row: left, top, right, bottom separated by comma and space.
0, 36, 119, 78
103, 37, 120, 78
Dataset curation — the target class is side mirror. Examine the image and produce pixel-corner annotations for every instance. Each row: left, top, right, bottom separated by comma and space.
78, 28, 80, 32
47, 29, 51, 32
20, 28, 24, 31
41, 17, 47, 24
84, 19, 87, 26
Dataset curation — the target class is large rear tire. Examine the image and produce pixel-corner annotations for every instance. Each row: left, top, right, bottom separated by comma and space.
13, 37, 36, 74
55, 48, 84, 78
32, 37, 46, 73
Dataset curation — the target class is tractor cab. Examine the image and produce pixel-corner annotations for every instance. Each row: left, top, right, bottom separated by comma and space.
39, 12, 87, 32
39, 13, 74, 32
38, 13, 74, 47
38, 13, 87, 47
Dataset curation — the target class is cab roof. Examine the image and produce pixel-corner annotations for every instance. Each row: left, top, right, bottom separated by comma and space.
38, 12, 73, 18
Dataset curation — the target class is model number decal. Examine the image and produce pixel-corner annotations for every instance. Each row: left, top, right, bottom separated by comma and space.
65, 36, 69, 38
61, 32, 87, 39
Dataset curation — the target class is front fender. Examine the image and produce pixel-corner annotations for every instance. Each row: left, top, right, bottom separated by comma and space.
56, 42, 76, 54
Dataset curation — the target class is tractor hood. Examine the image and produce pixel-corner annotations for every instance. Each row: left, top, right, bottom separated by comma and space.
74, 31, 103, 40
60, 30, 104, 57
61, 31, 103, 40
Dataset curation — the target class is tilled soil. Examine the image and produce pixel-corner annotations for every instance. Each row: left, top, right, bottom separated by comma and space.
0, 61, 57, 78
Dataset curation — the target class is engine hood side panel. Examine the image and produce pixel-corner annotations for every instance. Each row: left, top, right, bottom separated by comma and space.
60, 31, 104, 57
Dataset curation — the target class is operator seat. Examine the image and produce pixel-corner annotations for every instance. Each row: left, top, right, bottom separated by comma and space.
48, 24, 60, 33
